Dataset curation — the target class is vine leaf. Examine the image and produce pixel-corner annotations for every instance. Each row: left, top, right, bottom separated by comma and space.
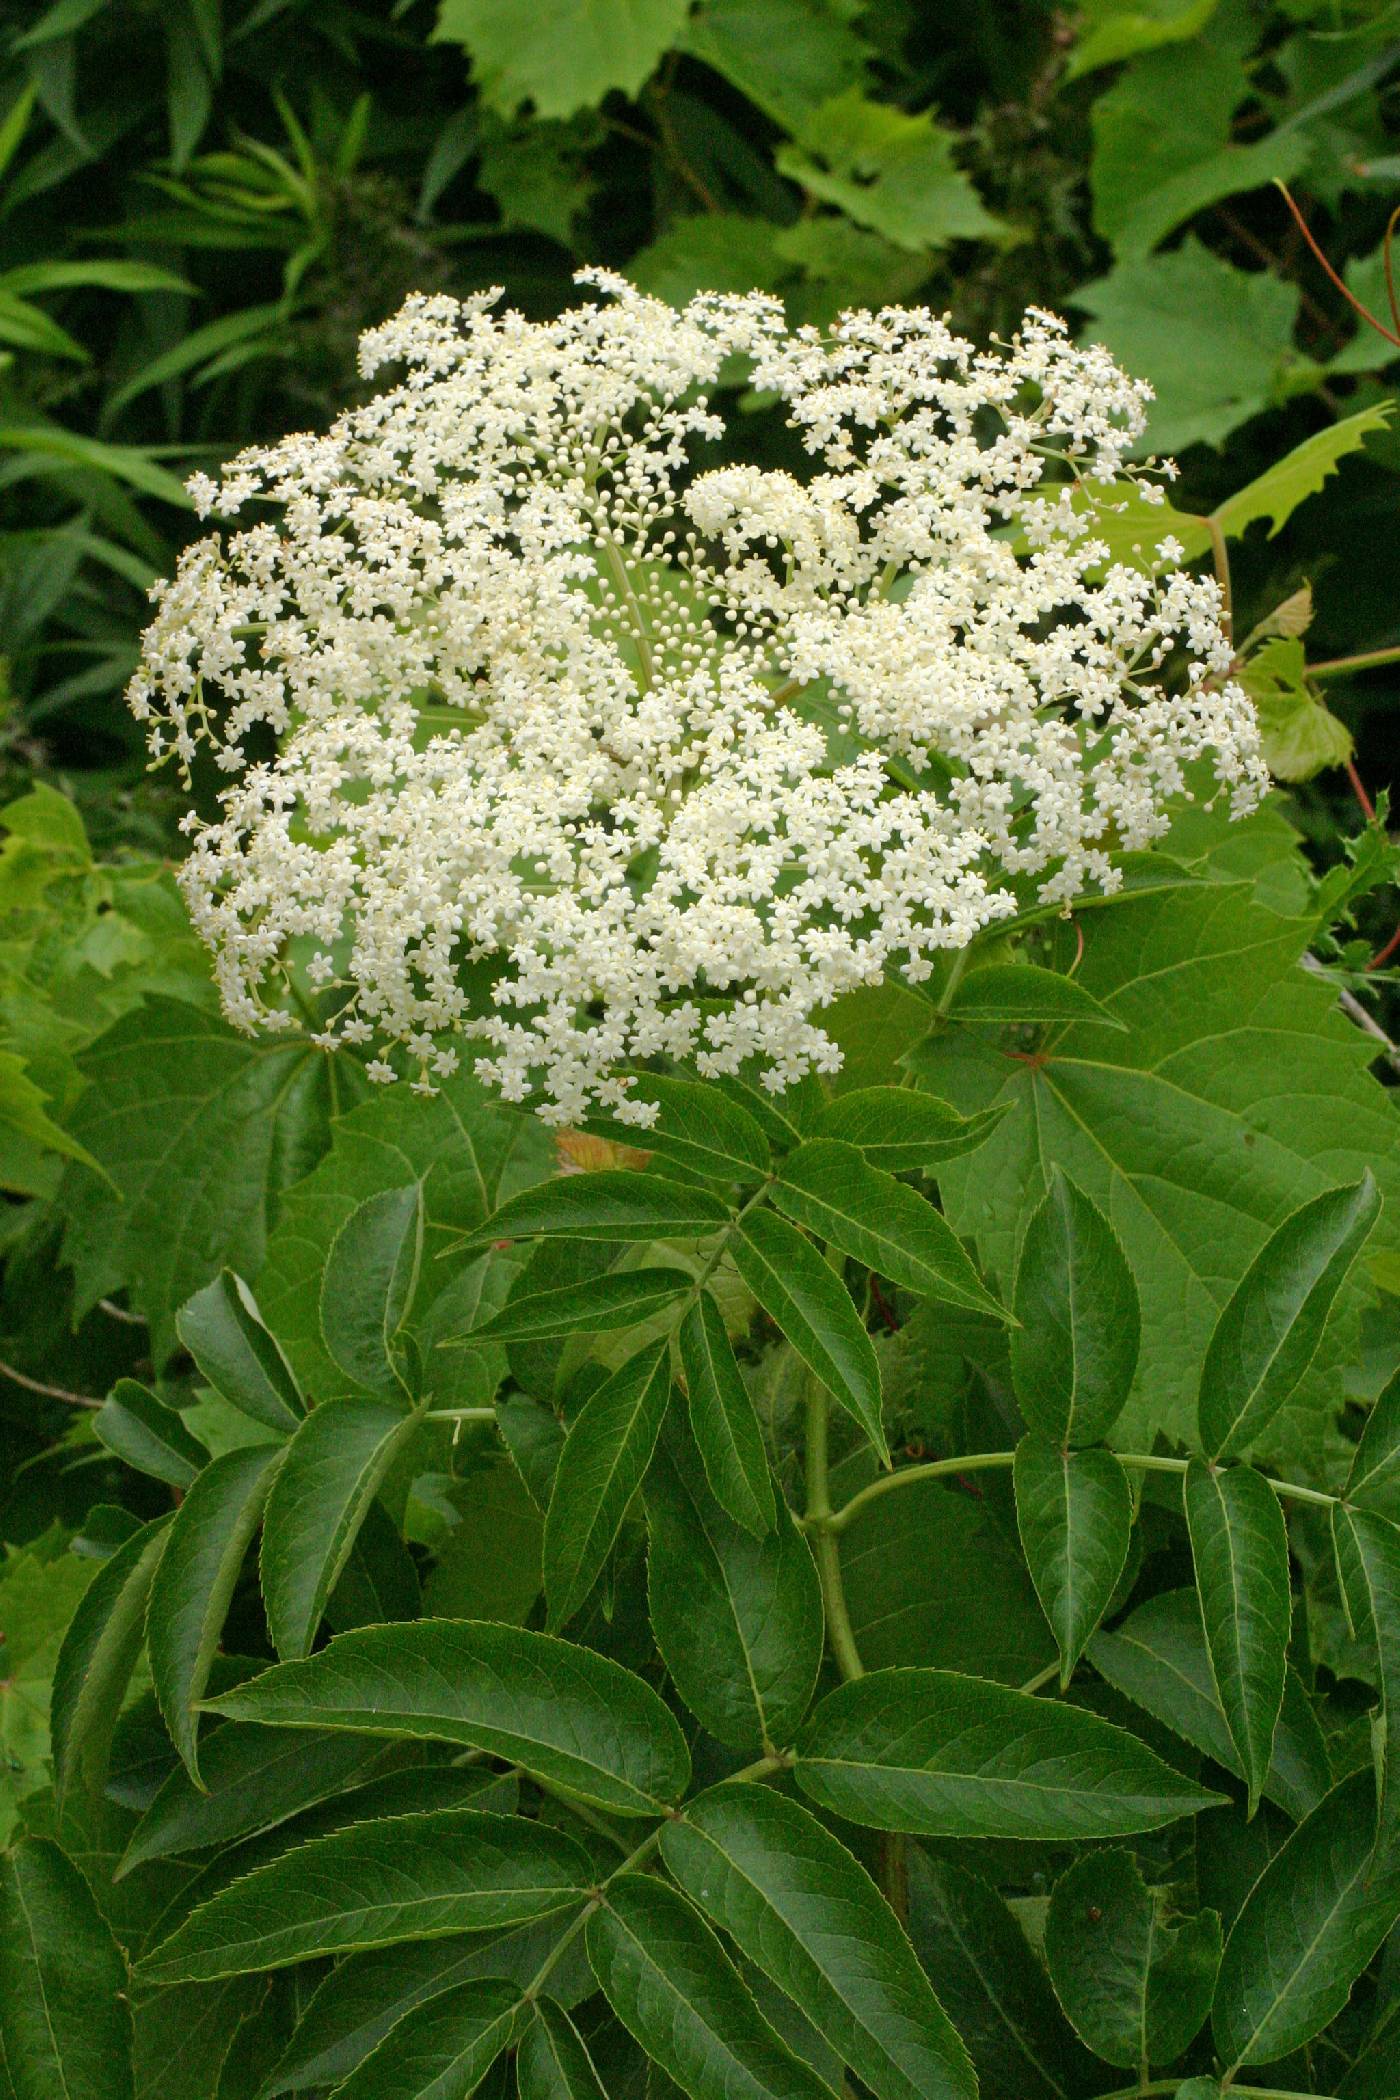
661, 1783, 976, 2100
543, 1337, 672, 1628
733, 1206, 886, 1459
678, 1291, 776, 1536
1010, 1169, 1140, 1446
946, 961, 1125, 1028
1014, 1434, 1133, 1684
1044, 1848, 1221, 2069
1185, 1461, 1291, 1815
0, 1836, 133, 2100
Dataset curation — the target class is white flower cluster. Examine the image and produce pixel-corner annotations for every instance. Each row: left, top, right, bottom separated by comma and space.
130, 274, 1265, 1123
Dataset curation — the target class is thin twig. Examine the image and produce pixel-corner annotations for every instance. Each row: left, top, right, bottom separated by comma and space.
0, 1357, 103, 1409
1301, 953, 1400, 1073
98, 1297, 146, 1326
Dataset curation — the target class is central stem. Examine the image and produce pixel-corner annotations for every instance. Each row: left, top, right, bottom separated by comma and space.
804, 1373, 865, 1685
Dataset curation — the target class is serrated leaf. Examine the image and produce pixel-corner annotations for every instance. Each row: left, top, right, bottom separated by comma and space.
812, 1088, 1007, 1173
776, 89, 1001, 251
1011, 1169, 1140, 1444
94, 1378, 207, 1487
678, 1292, 775, 1536
1213, 1769, 1400, 2070
138, 1807, 590, 1982
645, 1415, 820, 1752
1045, 1848, 1220, 2069
176, 1270, 304, 1433
204, 1619, 690, 1816
662, 1784, 974, 2100
260, 1397, 422, 1660
1067, 0, 1220, 79
518, 2000, 610, 2100
1088, 1587, 1331, 1822
334, 1976, 525, 2099
1239, 637, 1354, 784
1348, 1365, 1400, 1517
680, 0, 870, 130
132, 1974, 264, 2100
1185, 1461, 1291, 1815
544, 1338, 672, 1628
467, 1170, 730, 1250
795, 1667, 1223, 1838
431, 0, 689, 119
1214, 403, 1395, 540
947, 962, 1126, 1028
321, 1184, 423, 1395
466, 1267, 693, 1342
774, 1140, 1006, 1320
0, 1836, 133, 2100
50, 1514, 170, 1804
148, 1443, 282, 1781
1014, 1435, 1133, 1684
1198, 1174, 1380, 1459
0, 1543, 95, 1841
1332, 1504, 1400, 1858
592, 1075, 770, 1183
733, 1206, 885, 1456
587, 1873, 837, 2100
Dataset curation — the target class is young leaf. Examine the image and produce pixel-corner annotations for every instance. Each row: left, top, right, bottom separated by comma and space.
645, 1416, 821, 1753
203, 1619, 690, 1815
732, 1207, 886, 1459
543, 1338, 672, 1628
774, 1139, 1006, 1318
176, 1268, 304, 1432
906, 1851, 1100, 2100
1213, 1769, 1400, 2071
50, 1513, 171, 1804
1185, 1461, 1291, 1815
1346, 1362, 1400, 1516
260, 1397, 423, 1660
1198, 1174, 1380, 1459
813, 1087, 1007, 1172
465, 1267, 693, 1342
1010, 1169, 1140, 1445
794, 1667, 1224, 1838
946, 961, 1126, 1028
0, 1836, 133, 2100
518, 2000, 610, 2100
138, 1807, 591, 1982
591, 1075, 770, 1182
1013, 1434, 1133, 1684
147, 1442, 283, 1781
586, 1874, 836, 2100
1088, 1587, 1331, 1823
1044, 1849, 1221, 2070
678, 1291, 775, 1536
332, 1977, 525, 2100
93, 1378, 207, 1488
321, 1183, 423, 1394
1331, 1503, 1400, 1857
465, 1170, 730, 1247
661, 1784, 975, 2100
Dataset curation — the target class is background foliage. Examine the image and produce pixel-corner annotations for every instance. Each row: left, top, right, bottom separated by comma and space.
2, 2, 1400, 2097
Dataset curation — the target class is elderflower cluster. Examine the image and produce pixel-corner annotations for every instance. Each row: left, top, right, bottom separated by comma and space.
130, 274, 1265, 1124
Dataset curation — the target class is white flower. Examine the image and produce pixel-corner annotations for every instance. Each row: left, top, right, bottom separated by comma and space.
130, 277, 1265, 1122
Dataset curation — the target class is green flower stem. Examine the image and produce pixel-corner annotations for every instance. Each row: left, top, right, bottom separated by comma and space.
1308, 642, 1400, 679
819, 1448, 1342, 1536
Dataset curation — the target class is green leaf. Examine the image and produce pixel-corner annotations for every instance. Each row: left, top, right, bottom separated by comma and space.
93, 1377, 207, 1487
1185, 1461, 1291, 1815
1331, 1504, 1400, 1857
592, 1075, 769, 1183
1348, 1364, 1400, 1516
423, 1462, 543, 1626
776, 89, 1001, 252
1214, 403, 1395, 540
678, 1292, 775, 1537
147, 1443, 282, 1781
139, 1806, 590, 1982
117, 1721, 390, 1874
518, 2001, 610, 2100
733, 1207, 885, 1458
0, 1542, 95, 1842
1067, 0, 1221, 79
260, 1397, 422, 1660
0, 1049, 106, 1185
1239, 638, 1354, 784
1010, 1169, 1140, 1445
176, 1270, 304, 1433
468, 1170, 729, 1250
431, 0, 689, 119
332, 1977, 525, 2100
467, 1267, 694, 1342
0, 1837, 133, 2100
1044, 1848, 1220, 2069
1088, 1588, 1332, 1823
1014, 1435, 1133, 1684
906, 1850, 1099, 2100
794, 1667, 1224, 1838
587, 1874, 837, 2100
662, 1784, 975, 2100
812, 1088, 1007, 1174
204, 1619, 690, 1816
50, 1514, 170, 1805
680, 0, 870, 131
543, 1338, 672, 1628
321, 1185, 423, 1395
947, 963, 1126, 1029
1212, 1769, 1400, 2071
645, 1414, 821, 1752
1198, 1174, 1380, 1460
774, 1140, 1006, 1319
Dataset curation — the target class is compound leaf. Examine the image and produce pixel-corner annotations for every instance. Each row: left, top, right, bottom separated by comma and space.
1185, 1460, 1291, 1815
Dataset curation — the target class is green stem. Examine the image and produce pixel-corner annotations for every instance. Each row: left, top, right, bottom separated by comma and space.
1308, 643, 1400, 680
424, 1406, 497, 1423
804, 1373, 866, 1684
